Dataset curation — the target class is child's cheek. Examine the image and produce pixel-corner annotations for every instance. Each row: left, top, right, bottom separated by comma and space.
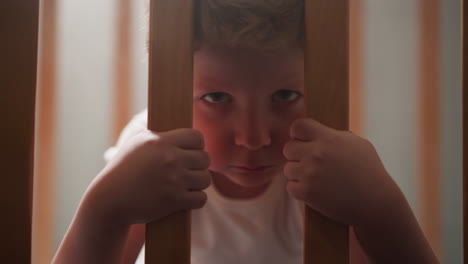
195, 100, 231, 118
193, 114, 231, 170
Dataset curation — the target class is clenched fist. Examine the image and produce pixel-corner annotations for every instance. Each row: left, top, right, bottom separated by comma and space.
89, 128, 212, 226
283, 118, 402, 226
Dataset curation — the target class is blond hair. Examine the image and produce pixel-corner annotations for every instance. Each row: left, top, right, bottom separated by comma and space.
146, 0, 304, 53
195, 0, 304, 52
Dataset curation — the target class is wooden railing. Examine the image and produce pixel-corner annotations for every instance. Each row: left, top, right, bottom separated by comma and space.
1, 1, 40, 263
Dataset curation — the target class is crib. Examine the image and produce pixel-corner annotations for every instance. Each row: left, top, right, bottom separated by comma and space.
1, 0, 464, 263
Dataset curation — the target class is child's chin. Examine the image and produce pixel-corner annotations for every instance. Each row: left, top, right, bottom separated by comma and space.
229, 171, 276, 188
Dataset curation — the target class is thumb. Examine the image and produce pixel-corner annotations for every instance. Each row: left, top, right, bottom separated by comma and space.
289, 118, 334, 141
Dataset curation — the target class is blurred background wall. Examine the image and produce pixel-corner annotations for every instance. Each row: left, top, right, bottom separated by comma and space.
32, 0, 462, 263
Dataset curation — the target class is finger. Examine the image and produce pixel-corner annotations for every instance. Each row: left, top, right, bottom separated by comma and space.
285, 181, 308, 201
290, 118, 332, 142
180, 191, 208, 210
160, 128, 205, 150
179, 150, 210, 170
185, 170, 212, 191
283, 162, 302, 182
283, 140, 311, 161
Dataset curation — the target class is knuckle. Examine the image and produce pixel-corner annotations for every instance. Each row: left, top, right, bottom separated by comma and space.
325, 131, 345, 148
293, 118, 310, 131
192, 129, 204, 141
189, 129, 205, 148
311, 148, 326, 162
201, 171, 212, 189
283, 141, 293, 158
291, 118, 314, 140
200, 151, 211, 168
192, 192, 208, 209
178, 128, 193, 135
290, 119, 302, 135
283, 162, 292, 176
138, 131, 158, 147
292, 118, 307, 129
191, 171, 211, 190
145, 130, 163, 142
283, 162, 297, 177
160, 185, 179, 205
145, 134, 171, 153
165, 171, 181, 186
303, 165, 315, 177
160, 151, 178, 167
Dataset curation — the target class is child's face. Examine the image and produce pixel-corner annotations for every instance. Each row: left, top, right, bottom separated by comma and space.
193, 46, 305, 191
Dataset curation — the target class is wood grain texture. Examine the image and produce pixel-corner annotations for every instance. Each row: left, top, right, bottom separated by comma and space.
114, 0, 132, 142
0, 0, 40, 262
32, 0, 57, 263
419, 0, 441, 258
146, 0, 194, 263
463, 0, 467, 262
349, 0, 364, 137
304, 0, 350, 263
348, 0, 369, 262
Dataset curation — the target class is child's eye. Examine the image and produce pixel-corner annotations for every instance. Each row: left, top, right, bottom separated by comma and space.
272, 90, 302, 102
200, 92, 232, 104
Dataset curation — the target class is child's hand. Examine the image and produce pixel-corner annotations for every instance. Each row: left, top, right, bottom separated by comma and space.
283, 118, 402, 226
88, 128, 212, 226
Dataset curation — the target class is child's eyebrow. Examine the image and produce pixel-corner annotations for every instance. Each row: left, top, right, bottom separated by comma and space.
276, 72, 304, 82
278, 77, 304, 85
195, 75, 234, 89
194, 72, 303, 92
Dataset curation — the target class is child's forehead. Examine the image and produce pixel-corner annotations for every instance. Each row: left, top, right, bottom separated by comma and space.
195, 46, 303, 64
194, 46, 303, 82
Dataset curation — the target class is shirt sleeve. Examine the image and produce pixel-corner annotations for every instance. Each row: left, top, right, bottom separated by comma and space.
103, 109, 148, 164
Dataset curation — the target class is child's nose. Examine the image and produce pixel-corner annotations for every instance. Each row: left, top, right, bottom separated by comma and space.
233, 111, 272, 151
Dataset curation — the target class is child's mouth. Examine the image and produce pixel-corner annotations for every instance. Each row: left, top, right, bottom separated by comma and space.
230, 165, 273, 172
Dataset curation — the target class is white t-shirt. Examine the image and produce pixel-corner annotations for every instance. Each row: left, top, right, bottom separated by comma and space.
104, 110, 305, 264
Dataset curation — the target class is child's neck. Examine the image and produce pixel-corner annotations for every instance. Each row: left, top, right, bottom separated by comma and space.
211, 171, 271, 200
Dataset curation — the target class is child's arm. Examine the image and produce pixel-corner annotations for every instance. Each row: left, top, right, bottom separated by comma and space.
52, 182, 132, 263
352, 183, 437, 263
121, 224, 146, 264
53, 129, 211, 263
283, 118, 438, 263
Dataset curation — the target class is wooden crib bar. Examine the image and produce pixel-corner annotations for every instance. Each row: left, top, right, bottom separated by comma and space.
303, 2, 350, 263
146, 0, 194, 263
0, 0, 40, 263
463, 0, 468, 261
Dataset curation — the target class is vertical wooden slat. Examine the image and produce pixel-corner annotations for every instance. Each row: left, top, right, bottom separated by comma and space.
0, 0, 40, 262
113, 0, 132, 142
146, 0, 194, 263
419, 0, 441, 258
349, 0, 364, 137
303, 1, 350, 263
462, 0, 468, 262
32, 0, 57, 263
349, 0, 369, 262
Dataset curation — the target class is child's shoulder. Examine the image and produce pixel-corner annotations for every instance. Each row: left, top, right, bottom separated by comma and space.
121, 109, 148, 138
104, 109, 148, 162
132, 109, 148, 126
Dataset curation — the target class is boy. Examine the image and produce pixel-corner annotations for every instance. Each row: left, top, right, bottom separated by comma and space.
53, 0, 438, 263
